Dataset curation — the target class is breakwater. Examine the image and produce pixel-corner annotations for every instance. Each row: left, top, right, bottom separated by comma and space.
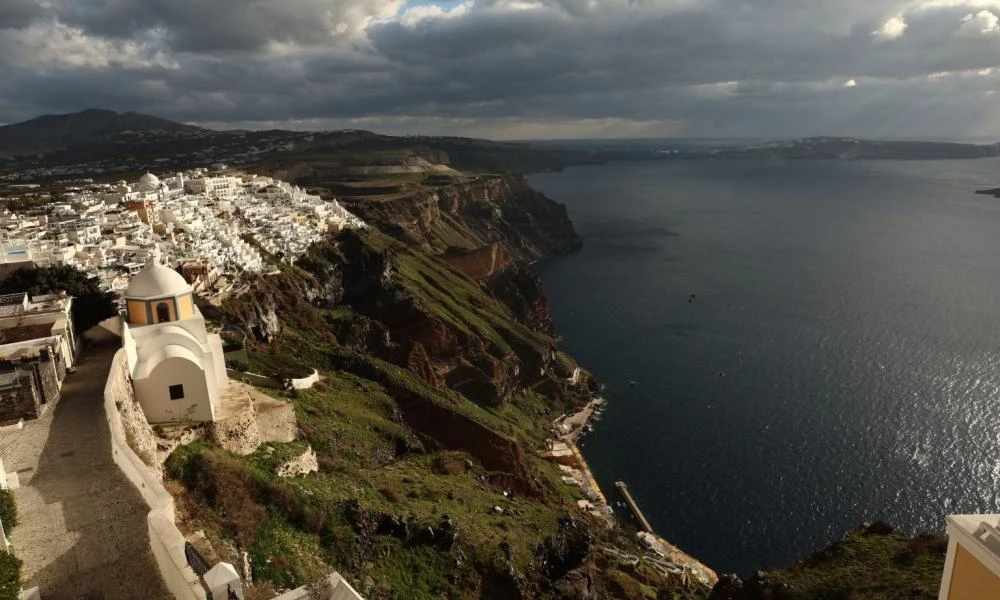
615, 481, 654, 533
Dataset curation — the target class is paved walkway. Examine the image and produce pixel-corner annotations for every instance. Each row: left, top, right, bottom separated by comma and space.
0, 342, 171, 599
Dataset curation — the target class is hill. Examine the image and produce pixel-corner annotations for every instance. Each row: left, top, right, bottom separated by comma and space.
0, 108, 206, 157
0, 109, 661, 177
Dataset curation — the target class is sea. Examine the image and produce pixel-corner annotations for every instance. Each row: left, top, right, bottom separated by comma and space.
528, 158, 1000, 577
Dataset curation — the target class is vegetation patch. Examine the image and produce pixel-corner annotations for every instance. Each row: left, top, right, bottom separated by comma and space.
0, 489, 17, 533
0, 549, 21, 600
715, 524, 946, 600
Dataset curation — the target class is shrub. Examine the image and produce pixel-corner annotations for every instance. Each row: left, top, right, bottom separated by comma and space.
431, 452, 468, 476
0, 490, 18, 533
226, 360, 249, 372
378, 486, 399, 503
179, 451, 266, 545
908, 533, 948, 556
0, 549, 21, 600
221, 336, 245, 353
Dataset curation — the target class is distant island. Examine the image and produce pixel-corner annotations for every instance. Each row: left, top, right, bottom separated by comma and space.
663, 136, 1000, 160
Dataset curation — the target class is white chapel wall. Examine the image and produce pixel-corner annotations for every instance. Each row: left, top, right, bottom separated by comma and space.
135, 355, 214, 423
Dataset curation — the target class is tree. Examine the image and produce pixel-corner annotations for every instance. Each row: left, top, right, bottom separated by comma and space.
0, 265, 117, 334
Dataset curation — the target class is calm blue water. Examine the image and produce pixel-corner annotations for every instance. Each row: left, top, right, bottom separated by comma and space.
529, 159, 1000, 576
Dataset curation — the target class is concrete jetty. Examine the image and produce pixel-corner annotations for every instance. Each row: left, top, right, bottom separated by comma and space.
615, 481, 654, 533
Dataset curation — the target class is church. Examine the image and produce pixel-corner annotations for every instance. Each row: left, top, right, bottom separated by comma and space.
120, 250, 228, 423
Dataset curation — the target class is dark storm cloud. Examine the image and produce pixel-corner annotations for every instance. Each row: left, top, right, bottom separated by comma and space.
5, 0, 1000, 138
51, 0, 402, 50
0, 0, 44, 29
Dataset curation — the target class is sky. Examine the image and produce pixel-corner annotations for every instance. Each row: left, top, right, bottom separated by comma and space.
5, 0, 1000, 140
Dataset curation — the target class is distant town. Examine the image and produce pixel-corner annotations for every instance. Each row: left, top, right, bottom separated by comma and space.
0, 169, 366, 300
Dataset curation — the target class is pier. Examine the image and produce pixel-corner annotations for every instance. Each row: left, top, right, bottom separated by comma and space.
615, 481, 654, 533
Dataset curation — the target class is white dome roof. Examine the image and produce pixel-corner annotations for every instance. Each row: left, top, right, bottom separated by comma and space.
125, 262, 191, 299
137, 172, 161, 192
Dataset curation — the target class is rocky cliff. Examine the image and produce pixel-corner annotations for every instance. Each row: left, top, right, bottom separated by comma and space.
172, 175, 711, 599
341, 174, 581, 262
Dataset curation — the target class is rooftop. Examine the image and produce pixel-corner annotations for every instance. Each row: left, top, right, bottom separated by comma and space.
125, 261, 191, 299
0, 292, 71, 319
947, 513, 1000, 575
0, 323, 58, 344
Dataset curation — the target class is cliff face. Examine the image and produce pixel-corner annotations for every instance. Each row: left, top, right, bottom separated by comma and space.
342, 174, 581, 262
323, 175, 579, 402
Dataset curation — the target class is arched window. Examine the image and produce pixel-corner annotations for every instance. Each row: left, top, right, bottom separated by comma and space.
156, 302, 171, 323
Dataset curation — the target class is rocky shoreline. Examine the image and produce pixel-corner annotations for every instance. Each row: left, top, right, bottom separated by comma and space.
545, 385, 720, 589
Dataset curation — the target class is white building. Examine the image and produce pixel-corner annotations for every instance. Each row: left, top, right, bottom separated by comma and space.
121, 252, 228, 423
185, 176, 241, 200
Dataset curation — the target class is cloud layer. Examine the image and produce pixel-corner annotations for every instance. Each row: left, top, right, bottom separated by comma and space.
4, 0, 1000, 139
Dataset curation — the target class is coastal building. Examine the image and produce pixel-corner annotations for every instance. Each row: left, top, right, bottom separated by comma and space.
937, 514, 1000, 599
121, 250, 228, 423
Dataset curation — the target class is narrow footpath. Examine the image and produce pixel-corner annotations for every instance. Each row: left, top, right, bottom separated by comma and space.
0, 342, 171, 599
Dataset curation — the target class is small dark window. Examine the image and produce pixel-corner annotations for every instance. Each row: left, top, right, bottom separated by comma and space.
156, 302, 171, 323
168, 384, 184, 400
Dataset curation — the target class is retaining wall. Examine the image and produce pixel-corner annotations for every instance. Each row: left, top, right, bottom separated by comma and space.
226, 369, 281, 389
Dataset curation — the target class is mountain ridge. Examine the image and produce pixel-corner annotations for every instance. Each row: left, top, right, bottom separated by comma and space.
4, 108, 999, 183
0, 108, 208, 157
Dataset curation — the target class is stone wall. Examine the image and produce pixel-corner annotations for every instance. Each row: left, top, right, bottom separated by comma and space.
37, 356, 60, 407
54, 348, 66, 381
211, 402, 261, 456
0, 354, 67, 424
0, 372, 40, 422
277, 446, 318, 478
109, 348, 160, 469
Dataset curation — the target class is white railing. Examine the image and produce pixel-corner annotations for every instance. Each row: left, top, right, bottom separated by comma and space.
974, 521, 1000, 556
0, 293, 25, 307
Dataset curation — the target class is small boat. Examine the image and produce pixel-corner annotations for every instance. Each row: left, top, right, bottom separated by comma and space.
628, 380, 637, 387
